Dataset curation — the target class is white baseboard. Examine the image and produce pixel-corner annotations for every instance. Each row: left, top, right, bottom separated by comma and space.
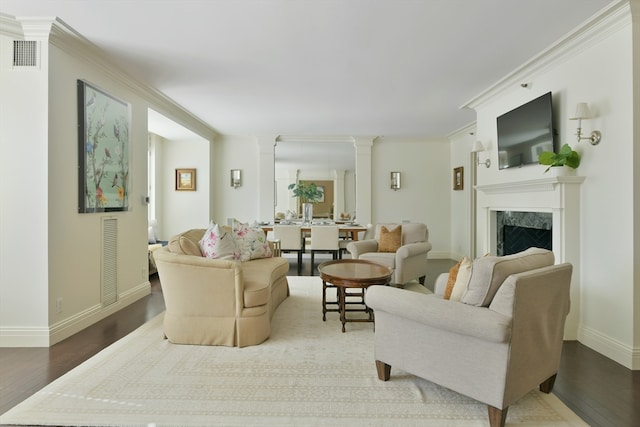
427, 251, 453, 260
0, 281, 151, 347
578, 324, 640, 370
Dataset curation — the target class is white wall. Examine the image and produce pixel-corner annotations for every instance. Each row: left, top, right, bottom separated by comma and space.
469, 13, 637, 367
0, 32, 50, 339
371, 137, 451, 258
0, 17, 216, 346
448, 126, 477, 260
0, 25, 151, 345
160, 137, 210, 237
212, 135, 261, 224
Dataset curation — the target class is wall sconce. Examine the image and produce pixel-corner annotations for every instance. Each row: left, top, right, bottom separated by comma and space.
471, 140, 491, 168
570, 102, 601, 145
390, 171, 401, 190
230, 169, 242, 188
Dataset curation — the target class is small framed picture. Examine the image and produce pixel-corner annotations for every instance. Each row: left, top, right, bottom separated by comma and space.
175, 168, 196, 191
453, 166, 464, 191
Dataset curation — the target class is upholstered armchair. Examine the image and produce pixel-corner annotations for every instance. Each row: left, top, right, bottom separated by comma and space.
346, 222, 431, 285
364, 248, 572, 427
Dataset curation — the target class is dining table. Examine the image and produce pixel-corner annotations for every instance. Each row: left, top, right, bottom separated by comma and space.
260, 223, 368, 241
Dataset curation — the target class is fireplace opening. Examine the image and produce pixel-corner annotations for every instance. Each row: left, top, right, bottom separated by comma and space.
503, 225, 552, 255
496, 211, 552, 256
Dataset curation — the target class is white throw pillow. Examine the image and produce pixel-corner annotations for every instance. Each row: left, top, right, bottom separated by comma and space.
449, 257, 472, 302
199, 222, 238, 260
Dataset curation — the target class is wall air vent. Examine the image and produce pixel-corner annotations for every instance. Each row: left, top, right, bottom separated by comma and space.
102, 217, 118, 307
13, 40, 38, 67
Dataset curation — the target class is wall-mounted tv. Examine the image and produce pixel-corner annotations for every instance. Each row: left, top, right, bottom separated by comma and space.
496, 91, 556, 170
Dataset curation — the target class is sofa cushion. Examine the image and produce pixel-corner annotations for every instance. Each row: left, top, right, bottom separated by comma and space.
378, 225, 402, 252
168, 229, 205, 256
242, 257, 289, 307
199, 223, 239, 260
461, 247, 554, 307
233, 219, 273, 262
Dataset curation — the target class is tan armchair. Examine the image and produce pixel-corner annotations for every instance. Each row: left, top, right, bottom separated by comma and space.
346, 222, 431, 285
364, 248, 572, 427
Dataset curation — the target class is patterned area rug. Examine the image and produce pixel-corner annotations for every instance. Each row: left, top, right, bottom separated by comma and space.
0, 277, 586, 426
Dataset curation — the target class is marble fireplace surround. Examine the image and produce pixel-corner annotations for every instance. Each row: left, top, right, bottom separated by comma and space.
477, 176, 585, 339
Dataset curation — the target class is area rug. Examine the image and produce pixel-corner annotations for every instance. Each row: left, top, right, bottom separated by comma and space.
0, 277, 587, 427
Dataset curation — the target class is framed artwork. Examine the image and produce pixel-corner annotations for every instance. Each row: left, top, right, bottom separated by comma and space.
176, 168, 196, 191
453, 166, 464, 191
78, 80, 131, 213
317, 186, 325, 203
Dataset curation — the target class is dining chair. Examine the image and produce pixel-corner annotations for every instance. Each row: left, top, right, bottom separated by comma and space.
309, 225, 339, 275
273, 225, 304, 275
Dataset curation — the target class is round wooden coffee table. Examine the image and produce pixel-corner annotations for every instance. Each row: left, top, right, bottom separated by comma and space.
318, 259, 392, 332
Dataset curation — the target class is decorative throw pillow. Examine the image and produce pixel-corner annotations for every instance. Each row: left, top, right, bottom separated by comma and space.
443, 259, 463, 299
378, 225, 402, 252
461, 248, 554, 307
449, 257, 472, 302
168, 229, 204, 256
233, 219, 272, 262
199, 222, 238, 260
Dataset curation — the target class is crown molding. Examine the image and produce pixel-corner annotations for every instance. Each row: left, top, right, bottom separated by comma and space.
461, 0, 631, 110
0, 13, 26, 39
2, 14, 217, 141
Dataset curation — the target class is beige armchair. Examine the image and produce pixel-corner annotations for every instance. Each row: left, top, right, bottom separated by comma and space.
364, 248, 572, 427
346, 222, 431, 285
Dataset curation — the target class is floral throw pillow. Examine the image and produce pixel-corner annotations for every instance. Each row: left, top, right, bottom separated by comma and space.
199, 222, 239, 260
233, 219, 272, 262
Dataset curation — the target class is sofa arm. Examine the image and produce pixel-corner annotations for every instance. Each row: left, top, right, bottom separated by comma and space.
347, 239, 378, 259
365, 286, 511, 343
396, 241, 432, 259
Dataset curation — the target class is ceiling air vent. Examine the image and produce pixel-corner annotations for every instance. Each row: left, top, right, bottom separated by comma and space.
13, 40, 38, 67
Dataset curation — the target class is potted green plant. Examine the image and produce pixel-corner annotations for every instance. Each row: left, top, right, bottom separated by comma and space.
538, 143, 580, 174
288, 182, 324, 223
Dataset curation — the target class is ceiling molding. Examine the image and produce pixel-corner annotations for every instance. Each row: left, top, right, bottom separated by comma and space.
7, 15, 217, 141
461, 0, 630, 110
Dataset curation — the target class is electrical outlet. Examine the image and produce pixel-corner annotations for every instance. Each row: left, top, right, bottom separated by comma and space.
56, 297, 63, 314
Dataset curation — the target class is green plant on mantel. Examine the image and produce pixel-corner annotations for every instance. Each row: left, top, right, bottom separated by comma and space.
538, 143, 581, 173
288, 181, 323, 203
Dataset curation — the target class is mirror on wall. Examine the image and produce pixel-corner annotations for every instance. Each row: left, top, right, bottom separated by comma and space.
274, 140, 356, 220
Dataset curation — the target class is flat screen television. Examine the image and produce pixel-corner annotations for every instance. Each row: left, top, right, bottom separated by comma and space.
496, 91, 556, 170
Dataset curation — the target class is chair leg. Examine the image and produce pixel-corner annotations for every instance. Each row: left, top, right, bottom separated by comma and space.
539, 373, 557, 393
375, 360, 391, 381
487, 405, 508, 427
310, 251, 315, 275
297, 251, 302, 275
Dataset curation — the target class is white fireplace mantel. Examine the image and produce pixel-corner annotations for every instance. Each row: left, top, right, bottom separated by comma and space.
476, 176, 584, 339
476, 176, 585, 195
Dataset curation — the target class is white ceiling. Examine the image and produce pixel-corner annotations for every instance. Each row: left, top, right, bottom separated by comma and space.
2, 0, 615, 140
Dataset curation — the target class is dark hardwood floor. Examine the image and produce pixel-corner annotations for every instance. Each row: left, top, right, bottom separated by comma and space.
1, 256, 638, 426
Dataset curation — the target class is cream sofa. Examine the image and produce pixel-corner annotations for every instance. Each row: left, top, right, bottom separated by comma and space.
365, 248, 572, 427
153, 228, 290, 347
